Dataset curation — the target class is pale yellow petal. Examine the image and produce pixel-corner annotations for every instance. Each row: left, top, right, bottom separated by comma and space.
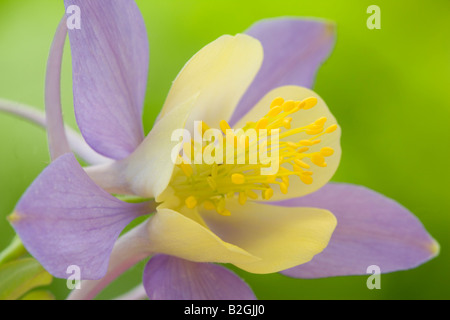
146, 206, 261, 266
200, 200, 337, 274
158, 34, 263, 132
235, 85, 342, 200
122, 95, 199, 198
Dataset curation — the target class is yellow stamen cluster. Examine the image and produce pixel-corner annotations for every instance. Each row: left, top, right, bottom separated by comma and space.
171, 96, 337, 216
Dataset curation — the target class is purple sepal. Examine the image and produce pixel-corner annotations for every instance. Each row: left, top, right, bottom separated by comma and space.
11, 153, 151, 280
143, 254, 256, 300
64, 0, 149, 159
230, 18, 335, 125
277, 183, 439, 278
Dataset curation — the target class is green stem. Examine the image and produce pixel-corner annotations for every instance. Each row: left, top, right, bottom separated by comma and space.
0, 235, 27, 266
115, 195, 154, 204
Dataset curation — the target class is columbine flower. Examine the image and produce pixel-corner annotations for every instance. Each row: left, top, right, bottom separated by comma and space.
6, 0, 438, 300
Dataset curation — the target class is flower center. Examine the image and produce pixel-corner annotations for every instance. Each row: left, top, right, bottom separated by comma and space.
168, 96, 338, 216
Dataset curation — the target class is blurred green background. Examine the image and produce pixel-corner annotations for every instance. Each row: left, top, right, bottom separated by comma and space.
0, 0, 449, 299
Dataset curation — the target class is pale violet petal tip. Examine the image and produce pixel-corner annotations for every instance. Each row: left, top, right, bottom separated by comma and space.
276, 183, 438, 278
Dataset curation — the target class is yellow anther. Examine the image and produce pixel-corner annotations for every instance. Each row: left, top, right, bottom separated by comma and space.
315, 117, 327, 126
256, 118, 269, 130
201, 121, 211, 134
306, 129, 323, 135
270, 97, 284, 108
203, 201, 216, 211
266, 175, 277, 183
280, 182, 288, 194
325, 124, 338, 133
246, 190, 259, 199
300, 174, 313, 184
281, 100, 296, 112
179, 163, 193, 177
267, 106, 282, 117
286, 142, 298, 148
216, 198, 226, 213
294, 159, 310, 169
320, 147, 335, 157
299, 140, 314, 146
293, 100, 305, 110
231, 173, 246, 185
238, 192, 247, 205
302, 97, 318, 110
218, 209, 231, 216
282, 118, 292, 129
312, 139, 321, 145
185, 196, 197, 209
297, 147, 309, 153
302, 171, 313, 175
281, 176, 290, 187
311, 153, 327, 167
220, 120, 231, 134
306, 125, 323, 135
263, 188, 274, 200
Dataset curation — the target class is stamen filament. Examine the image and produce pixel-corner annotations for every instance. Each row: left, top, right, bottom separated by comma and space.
169, 96, 337, 215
